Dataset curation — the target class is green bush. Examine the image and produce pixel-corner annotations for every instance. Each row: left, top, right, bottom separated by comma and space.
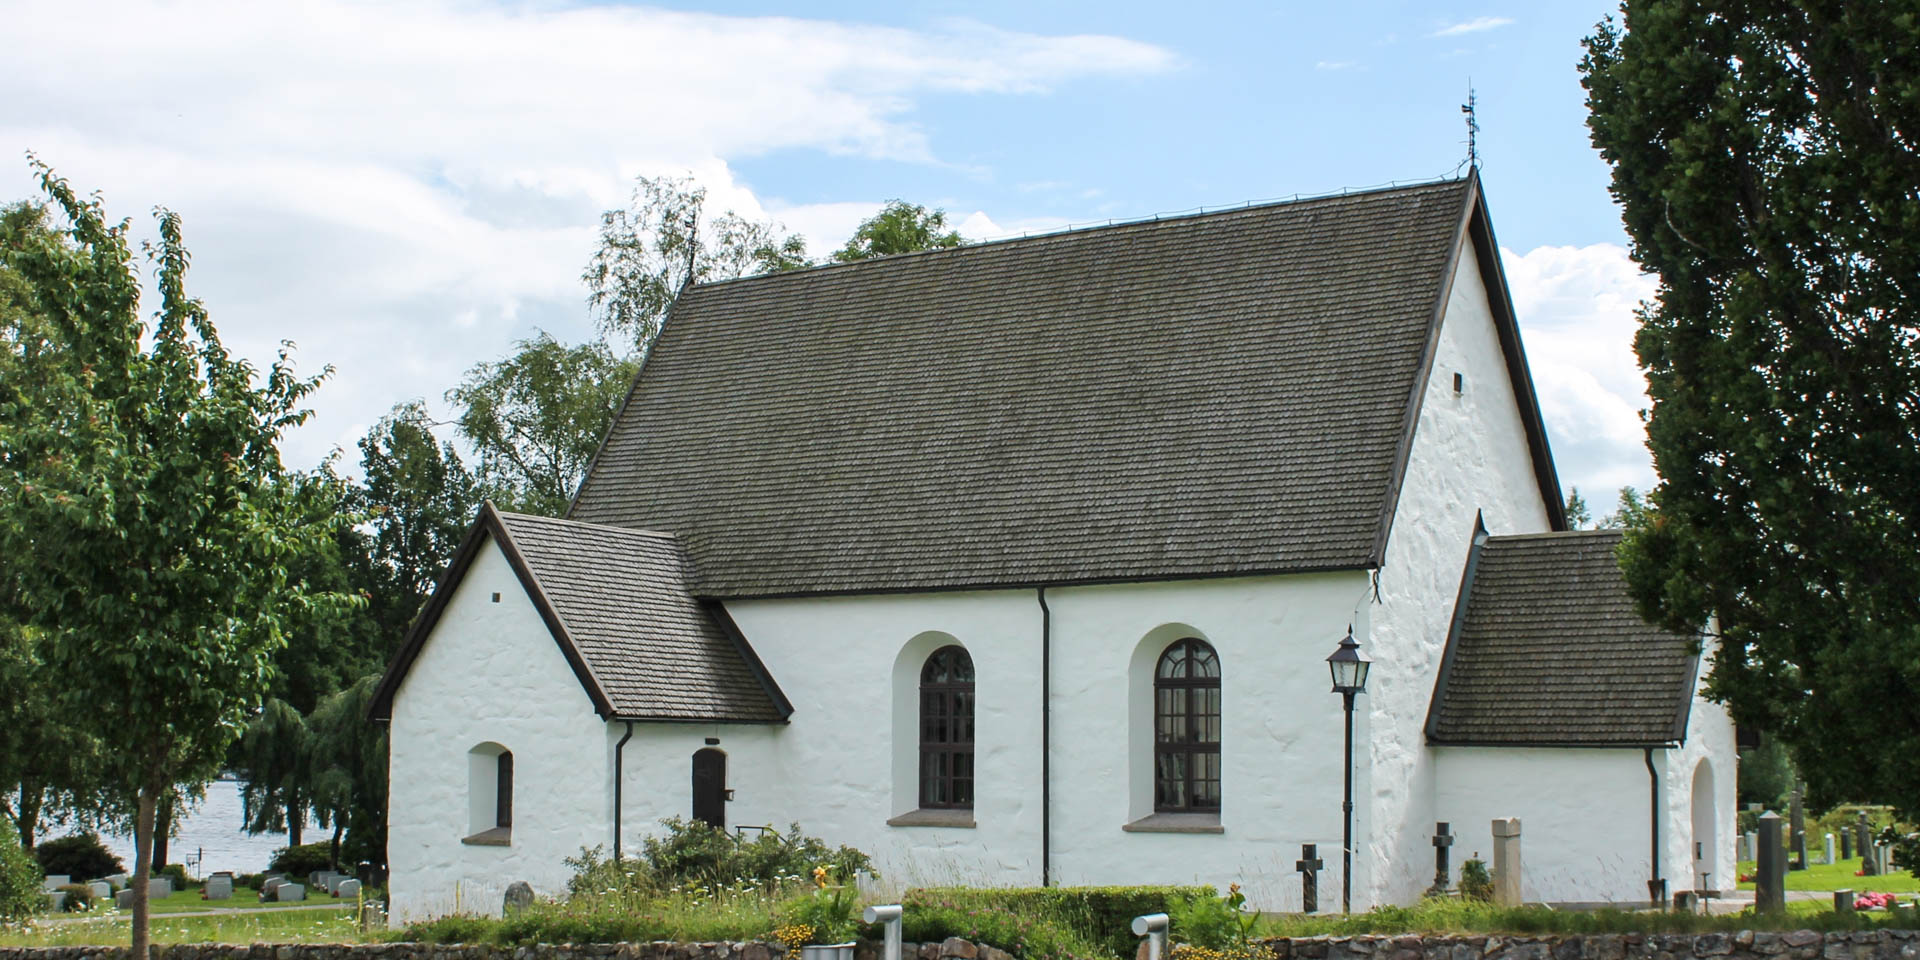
31, 833, 124, 881
1457, 858, 1493, 902
0, 826, 45, 920
639, 818, 873, 892
155, 862, 192, 888
269, 842, 334, 877
404, 884, 789, 946
1166, 886, 1256, 950
905, 885, 1214, 959
55, 882, 93, 912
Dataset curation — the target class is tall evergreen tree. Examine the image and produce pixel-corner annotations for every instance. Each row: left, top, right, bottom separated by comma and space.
1582, 2, 1920, 818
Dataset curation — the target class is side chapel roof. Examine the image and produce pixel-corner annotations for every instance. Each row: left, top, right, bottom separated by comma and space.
368, 504, 790, 724
569, 172, 1567, 597
1425, 528, 1701, 747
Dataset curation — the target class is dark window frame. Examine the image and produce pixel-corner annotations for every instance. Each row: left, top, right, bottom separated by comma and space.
495, 750, 514, 828
918, 645, 976, 810
1153, 638, 1221, 813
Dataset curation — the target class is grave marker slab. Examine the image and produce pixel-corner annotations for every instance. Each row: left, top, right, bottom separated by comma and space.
1491, 818, 1523, 907
115, 889, 135, 909
88, 881, 112, 901
336, 879, 362, 899
1824, 833, 1836, 866
42, 875, 70, 892
1756, 811, 1786, 914
504, 881, 535, 914
277, 882, 306, 902
204, 876, 233, 900
147, 878, 171, 900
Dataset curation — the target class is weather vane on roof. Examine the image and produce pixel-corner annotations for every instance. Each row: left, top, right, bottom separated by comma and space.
1461, 82, 1480, 170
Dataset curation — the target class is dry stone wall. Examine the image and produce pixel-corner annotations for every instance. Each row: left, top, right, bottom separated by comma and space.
6, 933, 1920, 960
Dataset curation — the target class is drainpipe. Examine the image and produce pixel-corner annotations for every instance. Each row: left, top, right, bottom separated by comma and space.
1037, 586, 1052, 887
614, 720, 635, 861
1645, 747, 1665, 905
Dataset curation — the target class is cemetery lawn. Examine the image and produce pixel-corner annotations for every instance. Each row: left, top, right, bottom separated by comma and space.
0, 906, 378, 946
1735, 858, 1920, 893
142, 885, 371, 913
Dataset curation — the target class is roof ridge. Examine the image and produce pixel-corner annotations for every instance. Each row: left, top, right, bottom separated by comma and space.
686, 175, 1472, 294
1484, 529, 1625, 542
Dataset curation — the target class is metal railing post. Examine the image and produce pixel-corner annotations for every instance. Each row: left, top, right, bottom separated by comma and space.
864, 904, 903, 960
1132, 913, 1169, 960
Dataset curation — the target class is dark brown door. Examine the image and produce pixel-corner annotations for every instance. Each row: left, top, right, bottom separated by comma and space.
691, 748, 726, 830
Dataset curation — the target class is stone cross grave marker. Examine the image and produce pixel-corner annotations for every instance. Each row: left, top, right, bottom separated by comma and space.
1491, 818, 1523, 907
1429, 822, 1454, 897
1294, 844, 1323, 914
1755, 811, 1786, 914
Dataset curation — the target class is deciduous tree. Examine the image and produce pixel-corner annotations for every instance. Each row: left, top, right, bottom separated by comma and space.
0, 164, 356, 956
446, 333, 637, 516
585, 175, 808, 353
831, 200, 964, 262
1582, 3, 1920, 821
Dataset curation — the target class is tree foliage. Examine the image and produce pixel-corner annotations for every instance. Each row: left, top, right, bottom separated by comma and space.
1564, 488, 1593, 529
0, 162, 357, 956
584, 175, 808, 352
1581, 3, 1920, 819
831, 200, 964, 263
446, 332, 638, 517
354, 401, 480, 644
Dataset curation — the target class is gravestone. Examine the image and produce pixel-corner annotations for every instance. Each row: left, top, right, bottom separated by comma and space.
1824, 833, 1836, 866
336, 879, 362, 899
1842, 830, 1852, 861
328, 874, 351, 896
115, 889, 135, 909
260, 877, 287, 901
1491, 818, 1523, 907
1755, 811, 1786, 914
1835, 889, 1855, 914
1789, 787, 1806, 870
1737, 833, 1751, 862
504, 881, 535, 914
46, 891, 66, 912
104, 873, 129, 890
42, 874, 70, 892
88, 881, 112, 901
1859, 814, 1878, 876
147, 878, 172, 900
1429, 822, 1454, 897
277, 882, 306, 902
204, 876, 233, 900
1294, 844, 1322, 914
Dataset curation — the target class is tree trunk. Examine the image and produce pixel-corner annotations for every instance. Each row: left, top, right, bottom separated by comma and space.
15, 782, 42, 848
328, 820, 343, 872
153, 798, 172, 870
288, 797, 303, 848
131, 786, 157, 960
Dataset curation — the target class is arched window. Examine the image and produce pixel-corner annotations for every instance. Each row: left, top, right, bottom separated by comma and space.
1154, 639, 1220, 812
919, 645, 975, 809
465, 742, 512, 844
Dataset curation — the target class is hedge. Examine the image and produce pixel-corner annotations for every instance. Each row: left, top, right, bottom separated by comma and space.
903, 885, 1215, 958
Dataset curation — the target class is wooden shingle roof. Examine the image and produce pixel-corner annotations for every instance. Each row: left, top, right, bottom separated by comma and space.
1425, 529, 1700, 747
369, 505, 790, 724
571, 174, 1564, 596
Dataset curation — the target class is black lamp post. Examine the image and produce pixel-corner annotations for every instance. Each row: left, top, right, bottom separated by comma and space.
1327, 628, 1371, 914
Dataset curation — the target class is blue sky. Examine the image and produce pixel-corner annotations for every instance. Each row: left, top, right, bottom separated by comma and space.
1, 0, 1655, 507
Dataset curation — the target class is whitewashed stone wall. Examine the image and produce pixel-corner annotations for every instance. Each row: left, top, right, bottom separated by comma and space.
387, 538, 612, 923
1366, 243, 1557, 907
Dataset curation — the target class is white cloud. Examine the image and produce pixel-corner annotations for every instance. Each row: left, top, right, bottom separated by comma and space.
955, 210, 1077, 240
1432, 16, 1515, 37
1, 0, 1172, 468
1315, 60, 1358, 71
1502, 243, 1661, 506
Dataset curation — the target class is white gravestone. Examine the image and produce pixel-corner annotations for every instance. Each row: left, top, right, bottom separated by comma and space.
147, 878, 172, 900
115, 888, 135, 909
42, 874, 70, 892
88, 881, 112, 901
1824, 833, 1837, 866
1491, 817, 1524, 907
276, 882, 306, 902
204, 876, 233, 900
335, 878, 361, 899
104, 873, 129, 890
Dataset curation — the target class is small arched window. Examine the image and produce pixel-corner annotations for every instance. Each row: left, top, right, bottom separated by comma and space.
1154, 638, 1220, 812
465, 742, 513, 844
919, 645, 975, 809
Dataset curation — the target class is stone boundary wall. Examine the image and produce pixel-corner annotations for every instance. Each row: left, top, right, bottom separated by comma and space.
6, 933, 1920, 960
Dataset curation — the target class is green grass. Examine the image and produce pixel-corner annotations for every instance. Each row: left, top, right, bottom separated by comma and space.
1249, 898, 1920, 938
0, 906, 378, 946
141, 885, 369, 913
1735, 858, 1920, 893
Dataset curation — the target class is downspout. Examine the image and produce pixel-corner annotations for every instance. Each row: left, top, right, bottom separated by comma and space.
1038, 586, 1052, 888
1644, 747, 1665, 905
614, 720, 635, 861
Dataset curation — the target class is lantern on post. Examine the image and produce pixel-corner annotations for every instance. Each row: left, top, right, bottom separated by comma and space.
1327, 628, 1371, 914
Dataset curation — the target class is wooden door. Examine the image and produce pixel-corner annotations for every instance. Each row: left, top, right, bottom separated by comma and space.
691, 748, 726, 830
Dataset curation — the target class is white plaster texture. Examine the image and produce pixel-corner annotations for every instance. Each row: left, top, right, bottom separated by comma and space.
1661, 638, 1737, 897
1365, 243, 1555, 906
387, 537, 612, 923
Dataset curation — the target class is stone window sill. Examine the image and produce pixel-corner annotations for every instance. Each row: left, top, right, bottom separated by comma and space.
1123, 813, 1223, 834
462, 827, 511, 846
887, 809, 976, 829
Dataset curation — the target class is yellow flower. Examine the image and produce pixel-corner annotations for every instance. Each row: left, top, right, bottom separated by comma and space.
812, 866, 829, 889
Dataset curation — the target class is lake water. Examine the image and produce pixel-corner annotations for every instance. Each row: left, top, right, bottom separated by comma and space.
69, 779, 303, 877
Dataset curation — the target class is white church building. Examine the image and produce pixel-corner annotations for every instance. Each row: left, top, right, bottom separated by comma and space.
370, 174, 1735, 920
